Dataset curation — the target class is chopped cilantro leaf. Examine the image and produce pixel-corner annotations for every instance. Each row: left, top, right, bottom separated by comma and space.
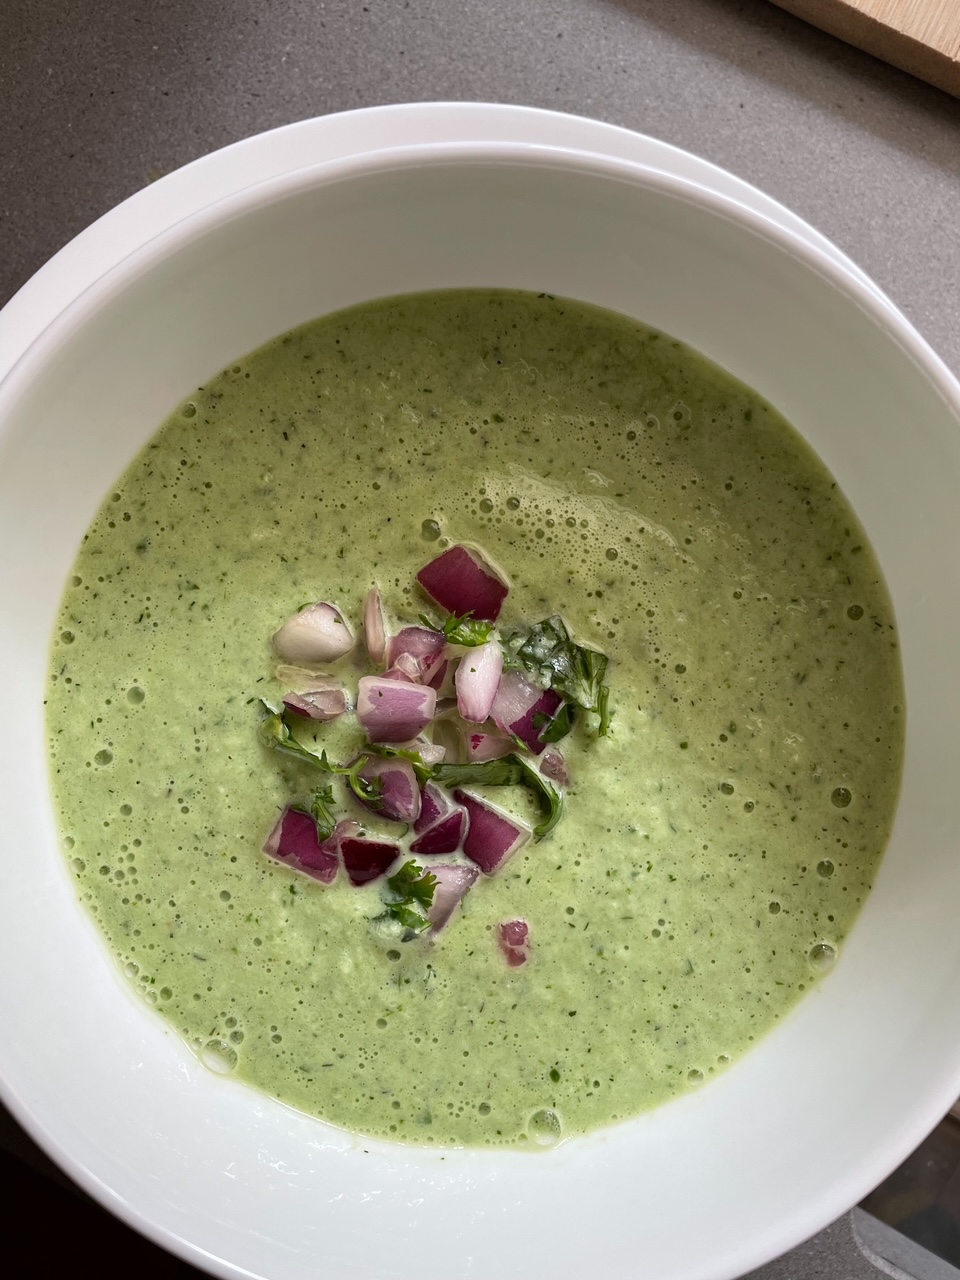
368, 743, 434, 784
386, 859, 438, 910
505, 615, 611, 734
258, 707, 329, 767
387, 904, 433, 933
535, 700, 576, 743
375, 860, 438, 936
421, 610, 495, 647
343, 754, 382, 808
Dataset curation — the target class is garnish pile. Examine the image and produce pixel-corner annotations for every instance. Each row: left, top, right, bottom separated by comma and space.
259, 543, 611, 958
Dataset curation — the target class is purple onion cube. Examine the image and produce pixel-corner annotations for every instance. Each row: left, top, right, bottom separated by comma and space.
262, 807, 338, 884
409, 807, 468, 856
414, 781, 453, 834
355, 755, 421, 824
498, 918, 531, 967
340, 835, 400, 886
357, 676, 436, 744
416, 544, 509, 622
385, 626, 446, 680
454, 790, 531, 875
509, 688, 564, 756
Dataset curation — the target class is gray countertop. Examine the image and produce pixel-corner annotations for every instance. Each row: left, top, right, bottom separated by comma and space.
2, 1, 959, 1277
3, 0, 959, 375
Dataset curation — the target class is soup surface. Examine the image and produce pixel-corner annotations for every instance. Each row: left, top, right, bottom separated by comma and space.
47, 290, 903, 1147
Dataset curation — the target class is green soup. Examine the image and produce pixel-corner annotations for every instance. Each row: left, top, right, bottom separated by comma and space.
47, 290, 903, 1147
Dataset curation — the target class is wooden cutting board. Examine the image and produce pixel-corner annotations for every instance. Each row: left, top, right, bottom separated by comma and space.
768, 1, 960, 98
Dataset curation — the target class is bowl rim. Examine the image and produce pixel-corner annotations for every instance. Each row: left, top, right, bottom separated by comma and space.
3, 138, 959, 436
0, 100, 885, 380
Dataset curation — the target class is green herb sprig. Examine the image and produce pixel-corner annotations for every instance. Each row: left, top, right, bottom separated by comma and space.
506, 615, 612, 735
260, 706, 385, 812
421, 611, 496, 647
309, 785, 338, 841
431, 753, 564, 838
258, 705, 330, 766
378, 860, 438, 934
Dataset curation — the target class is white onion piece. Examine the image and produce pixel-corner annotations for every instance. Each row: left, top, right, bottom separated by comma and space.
363, 588, 387, 666
455, 640, 504, 724
275, 664, 330, 690
272, 602, 355, 665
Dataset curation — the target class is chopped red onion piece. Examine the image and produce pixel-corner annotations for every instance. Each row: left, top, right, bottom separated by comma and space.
340, 834, 401, 886
500, 919, 528, 947
363, 588, 387, 666
539, 745, 571, 788
325, 818, 361, 847
272, 601, 355, 665
498, 918, 531, 967
455, 640, 504, 724
262, 807, 338, 884
491, 669, 541, 732
410, 807, 468, 856
355, 756, 421, 824
416, 544, 510, 622
427, 863, 480, 932
386, 626, 446, 680
411, 737, 446, 766
465, 730, 514, 763
282, 687, 348, 722
357, 676, 436, 744
454, 790, 531, 875
511, 689, 564, 756
414, 781, 453, 834
427, 657, 455, 695
319, 818, 362, 865
383, 653, 421, 683
491, 671, 563, 755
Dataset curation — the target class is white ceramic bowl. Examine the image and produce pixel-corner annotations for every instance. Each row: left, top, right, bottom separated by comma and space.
2, 110, 960, 1280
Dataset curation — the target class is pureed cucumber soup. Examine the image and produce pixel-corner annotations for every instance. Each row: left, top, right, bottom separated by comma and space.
46, 290, 904, 1147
